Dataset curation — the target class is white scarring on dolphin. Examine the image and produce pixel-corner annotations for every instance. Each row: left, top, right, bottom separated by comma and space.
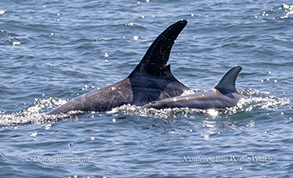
49, 20, 189, 115
143, 66, 243, 110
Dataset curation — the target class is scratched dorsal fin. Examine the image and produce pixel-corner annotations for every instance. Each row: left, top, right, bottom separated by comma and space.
214, 66, 242, 94
129, 19, 187, 77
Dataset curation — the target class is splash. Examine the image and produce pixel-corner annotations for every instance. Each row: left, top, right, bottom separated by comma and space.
257, 4, 293, 20
112, 89, 291, 119
222, 89, 290, 115
0, 89, 290, 125
0, 97, 80, 126
110, 104, 204, 119
181, 89, 206, 96
238, 89, 290, 109
281, 4, 293, 19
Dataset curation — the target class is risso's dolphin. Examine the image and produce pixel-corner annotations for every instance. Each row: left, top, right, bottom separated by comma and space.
143, 66, 242, 110
48, 20, 189, 115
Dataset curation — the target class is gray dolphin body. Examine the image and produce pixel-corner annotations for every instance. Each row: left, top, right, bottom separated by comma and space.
48, 20, 189, 115
143, 66, 242, 110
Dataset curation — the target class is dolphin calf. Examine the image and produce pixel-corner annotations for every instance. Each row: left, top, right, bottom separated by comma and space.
143, 66, 242, 110
49, 20, 189, 115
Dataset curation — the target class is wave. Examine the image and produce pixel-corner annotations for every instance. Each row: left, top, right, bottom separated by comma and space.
0, 89, 290, 126
111, 89, 291, 119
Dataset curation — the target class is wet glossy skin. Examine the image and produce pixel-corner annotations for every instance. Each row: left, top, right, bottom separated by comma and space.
143, 66, 243, 110
48, 20, 189, 115
143, 89, 242, 109
49, 73, 189, 114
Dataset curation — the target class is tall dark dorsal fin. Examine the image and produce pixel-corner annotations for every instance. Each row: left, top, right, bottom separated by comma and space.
214, 66, 242, 94
129, 19, 187, 77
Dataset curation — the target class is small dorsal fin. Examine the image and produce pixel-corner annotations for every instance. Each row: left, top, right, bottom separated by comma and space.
129, 19, 187, 77
214, 66, 242, 94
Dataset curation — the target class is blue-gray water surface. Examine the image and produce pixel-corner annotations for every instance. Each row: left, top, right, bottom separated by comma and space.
0, 0, 292, 177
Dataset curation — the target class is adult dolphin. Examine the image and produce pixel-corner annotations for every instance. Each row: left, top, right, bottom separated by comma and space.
143, 66, 242, 110
49, 19, 189, 115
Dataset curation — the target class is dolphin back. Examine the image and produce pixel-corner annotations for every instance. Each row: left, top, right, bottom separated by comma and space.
214, 66, 242, 94
48, 20, 189, 115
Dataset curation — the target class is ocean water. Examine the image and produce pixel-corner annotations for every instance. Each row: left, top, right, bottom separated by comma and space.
0, 0, 292, 177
